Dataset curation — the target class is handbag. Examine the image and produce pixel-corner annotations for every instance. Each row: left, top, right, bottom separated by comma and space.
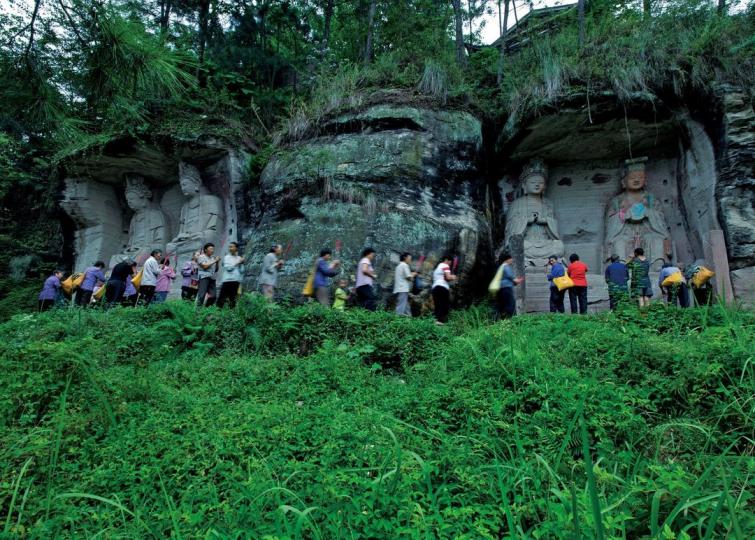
553, 274, 574, 291
661, 271, 683, 287
302, 260, 318, 297
488, 264, 505, 295
131, 269, 144, 289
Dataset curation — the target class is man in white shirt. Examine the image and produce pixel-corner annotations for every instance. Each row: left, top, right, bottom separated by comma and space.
393, 252, 417, 316
139, 249, 162, 306
196, 242, 221, 307
217, 242, 245, 309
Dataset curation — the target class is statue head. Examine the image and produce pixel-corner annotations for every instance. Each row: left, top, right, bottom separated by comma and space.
124, 175, 152, 211
520, 158, 548, 195
179, 162, 202, 196
621, 158, 648, 192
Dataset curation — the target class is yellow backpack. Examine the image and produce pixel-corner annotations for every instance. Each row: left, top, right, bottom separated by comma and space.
691, 267, 714, 288
661, 271, 683, 287
61, 272, 85, 295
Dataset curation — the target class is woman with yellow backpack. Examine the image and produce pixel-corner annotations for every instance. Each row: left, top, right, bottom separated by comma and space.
659, 262, 689, 307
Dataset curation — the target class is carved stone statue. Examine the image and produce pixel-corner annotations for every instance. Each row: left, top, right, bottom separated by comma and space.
166, 162, 224, 271
109, 175, 167, 268
60, 178, 124, 271
605, 158, 672, 268
505, 158, 564, 267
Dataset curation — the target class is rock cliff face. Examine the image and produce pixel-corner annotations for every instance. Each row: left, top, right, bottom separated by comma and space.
56, 89, 754, 308
716, 88, 755, 304
247, 103, 490, 303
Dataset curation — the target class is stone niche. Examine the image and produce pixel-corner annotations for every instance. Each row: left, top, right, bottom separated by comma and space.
250, 97, 491, 302
61, 137, 247, 297
499, 97, 740, 312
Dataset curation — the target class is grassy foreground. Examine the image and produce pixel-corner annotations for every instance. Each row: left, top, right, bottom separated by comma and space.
0, 299, 753, 539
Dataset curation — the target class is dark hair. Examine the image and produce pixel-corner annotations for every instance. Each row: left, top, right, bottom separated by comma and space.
399, 252, 411, 262
203, 242, 215, 252
161, 258, 170, 266
662, 262, 673, 268
500, 252, 512, 263
54, 269, 64, 275
320, 248, 332, 257
229, 242, 239, 249
362, 247, 376, 257
94, 261, 105, 268
440, 253, 453, 263
634, 247, 644, 256
569, 253, 579, 262
270, 244, 281, 253
150, 249, 162, 257
610, 254, 620, 263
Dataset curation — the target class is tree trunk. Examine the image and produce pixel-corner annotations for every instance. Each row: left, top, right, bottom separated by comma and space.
159, 0, 172, 34
24, 0, 43, 65
363, 0, 377, 65
497, 0, 509, 84
577, 0, 585, 47
452, 0, 466, 67
323, 0, 334, 51
717, 0, 725, 14
643, 0, 651, 18
197, 0, 210, 87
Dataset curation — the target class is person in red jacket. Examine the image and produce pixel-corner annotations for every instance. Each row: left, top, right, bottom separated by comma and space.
567, 253, 589, 314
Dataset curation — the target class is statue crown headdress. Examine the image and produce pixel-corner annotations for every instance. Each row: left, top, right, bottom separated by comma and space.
124, 174, 152, 199
520, 158, 548, 183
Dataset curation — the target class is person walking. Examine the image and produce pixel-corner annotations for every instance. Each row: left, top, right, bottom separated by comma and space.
105, 259, 136, 306
196, 243, 221, 307
627, 248, 652, 308
122, 273, 138, 307
217, 242, 245, 309
393, 252, 416, 316
180, 252, 199, 301
314, 249, 341, 306
75, 261, 106, 306
258, 244, 283, 301
431, 254, 457, 325
38, 270, 64, 311
495, 253, 524, 319
546, 255, 566, 313
567, 253, 588, 314
604, 254, 629, 310
138, 250, 162, 306
356, 248, 378, 311
154, 258, 176, 303
659, 262, 689, 307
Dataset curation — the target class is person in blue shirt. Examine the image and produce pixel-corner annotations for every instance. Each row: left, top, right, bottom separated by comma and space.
658, 262, 689, 307
604, 254, 629, 310
495, 253, 524, 319
546, 255, 566, 313
75, 261, 106, 307
314, 248, 341, 306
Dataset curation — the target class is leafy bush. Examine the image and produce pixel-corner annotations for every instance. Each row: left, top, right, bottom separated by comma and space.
0, 301, 752, 538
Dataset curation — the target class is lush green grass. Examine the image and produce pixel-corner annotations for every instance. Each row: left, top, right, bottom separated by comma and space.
1, 298, 753, 538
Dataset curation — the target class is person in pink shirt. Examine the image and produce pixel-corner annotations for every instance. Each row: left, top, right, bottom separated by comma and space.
154, 258, 176, 303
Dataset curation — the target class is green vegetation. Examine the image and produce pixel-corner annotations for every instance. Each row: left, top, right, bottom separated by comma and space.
2, 298, 752, 538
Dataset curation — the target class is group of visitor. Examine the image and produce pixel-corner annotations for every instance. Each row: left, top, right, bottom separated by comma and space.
38, 240, 716, 324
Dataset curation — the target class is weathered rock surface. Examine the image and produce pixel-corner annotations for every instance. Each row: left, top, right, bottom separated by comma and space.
717, 88, 755, 270
247, 103, 490, 302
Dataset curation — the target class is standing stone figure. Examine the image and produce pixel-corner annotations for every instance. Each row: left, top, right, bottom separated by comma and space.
109, 175, 167, 268
60, 178, 124, 272
504, 158, 564, 267
166, 162, 224, 280
605, 158, 672, 269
